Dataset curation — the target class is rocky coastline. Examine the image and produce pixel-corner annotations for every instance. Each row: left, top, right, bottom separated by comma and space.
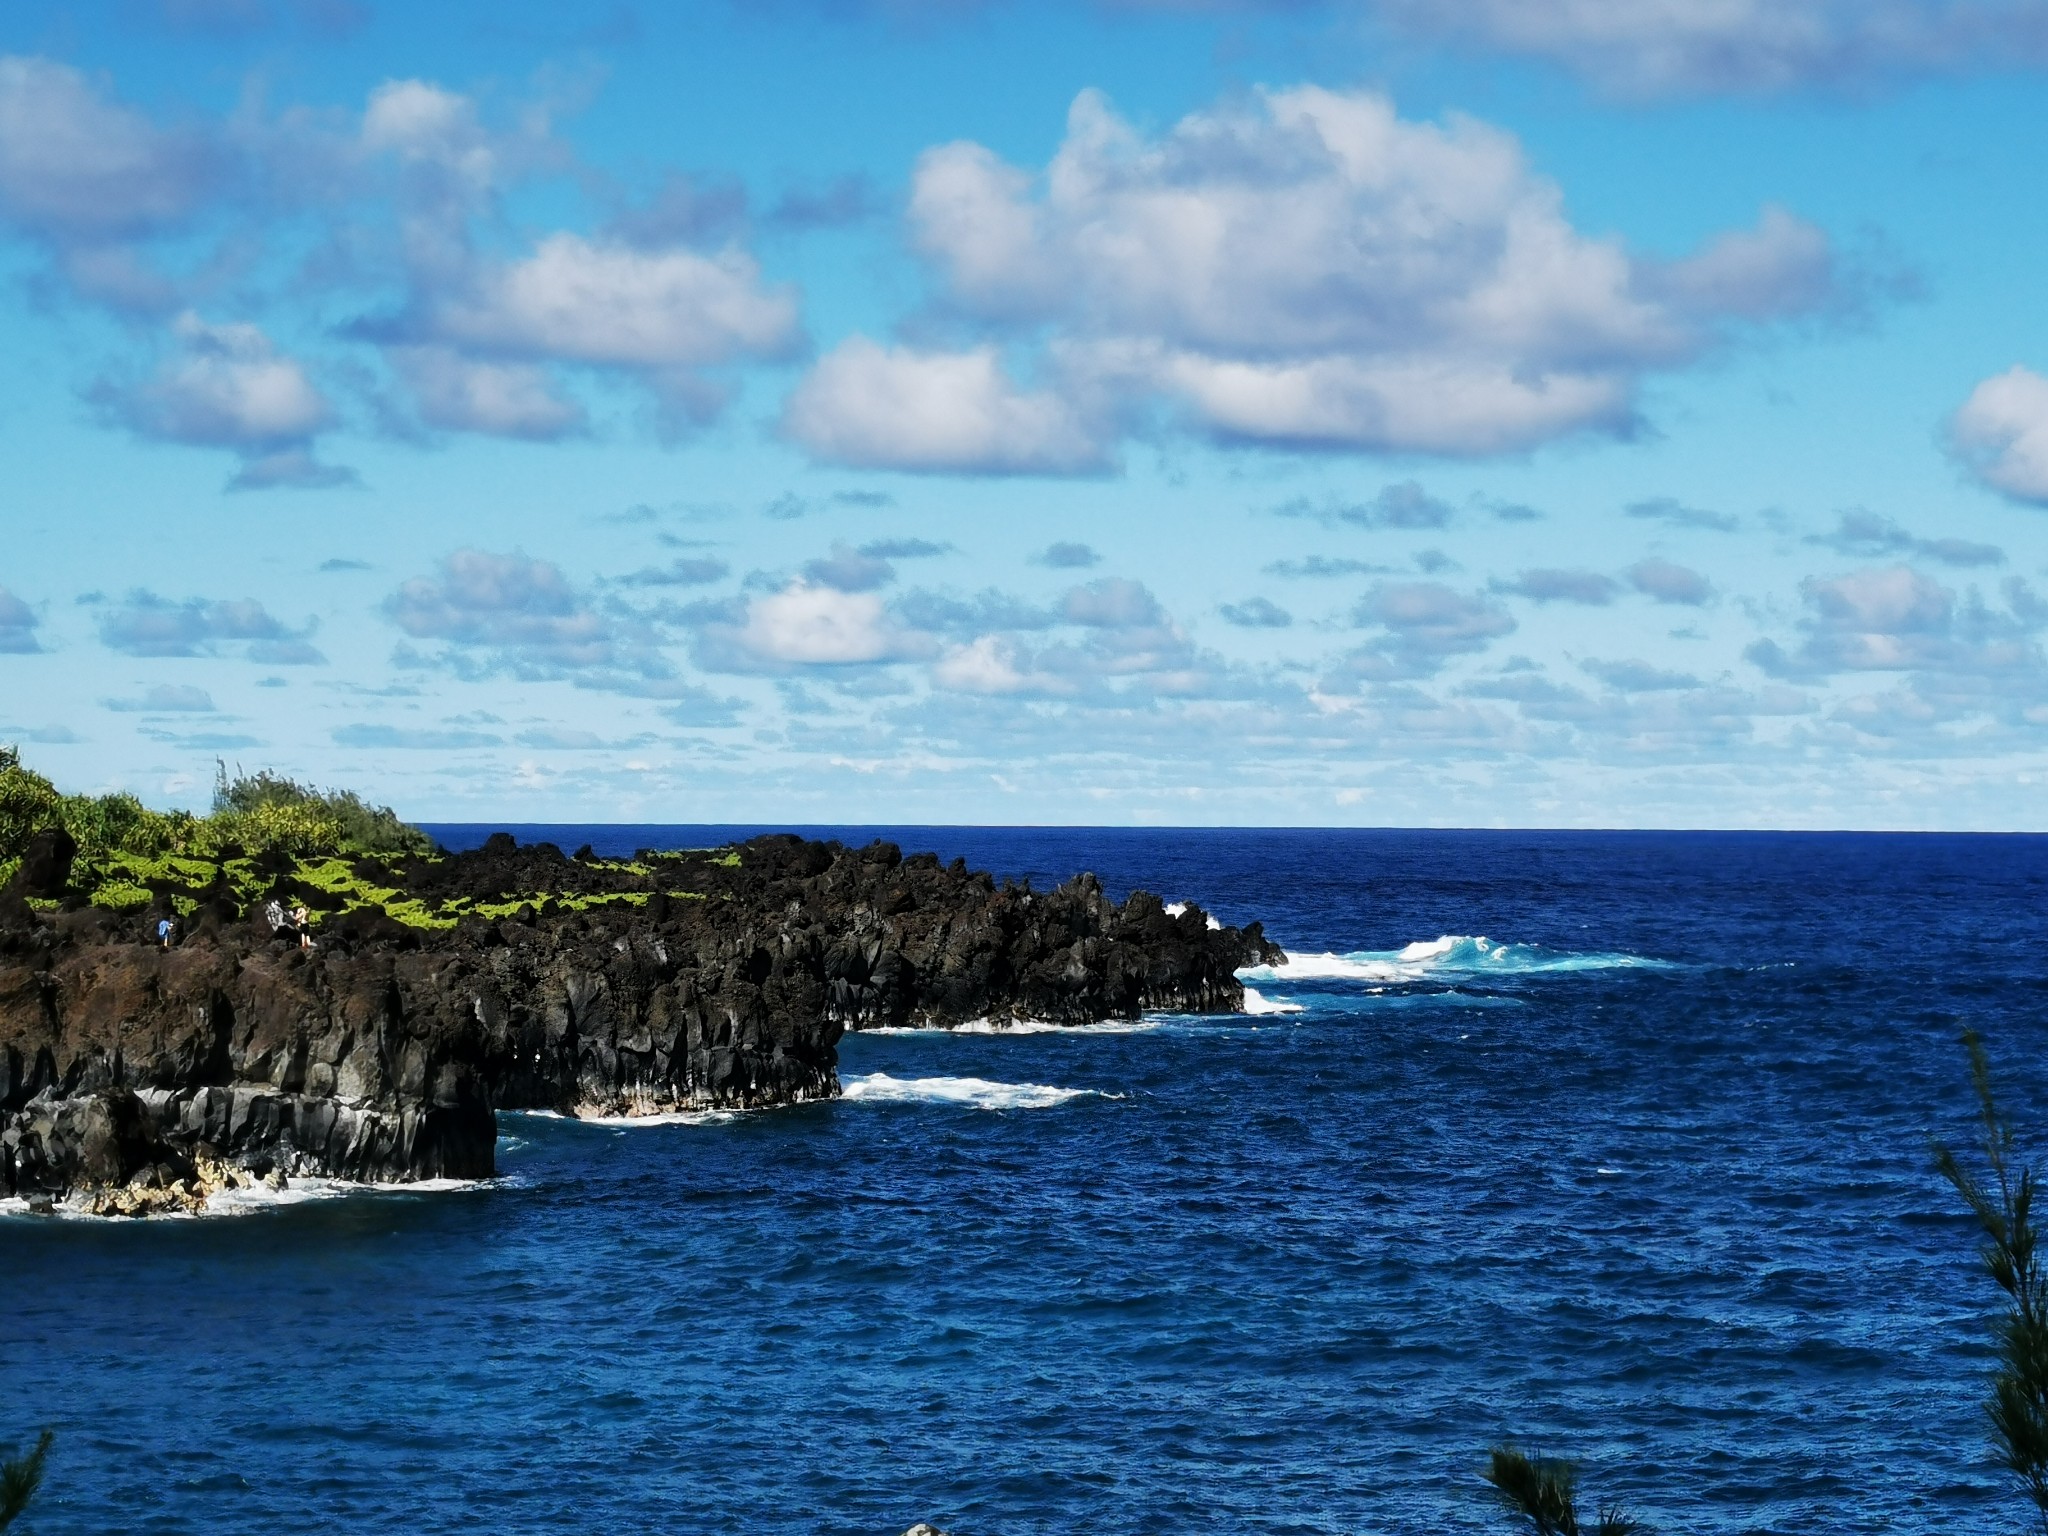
0, 830, 1283, 1214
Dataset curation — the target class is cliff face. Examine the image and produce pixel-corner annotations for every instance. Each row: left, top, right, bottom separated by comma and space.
0, 834, 1282, 1211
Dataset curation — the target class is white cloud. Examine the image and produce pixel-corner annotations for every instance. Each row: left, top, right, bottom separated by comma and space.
431, 234, 798, 371
1627, 558, 1715, 605
0, 55, 212, 242
1949, 365, 2048, 504
389, 344, 586, 439
796, 85, 1837, 471
734, 581, 928, 666
783, 338, 1108, 473
1746, 564, 2045, 678
1371, 0, 2048, 97
97, 313, 352, 487
386, 549, 616, 670
360, 79, 496, 183
932, 635, 1067, 695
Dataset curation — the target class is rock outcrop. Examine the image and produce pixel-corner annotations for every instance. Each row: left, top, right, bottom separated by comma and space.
0, 833, 1282, 1209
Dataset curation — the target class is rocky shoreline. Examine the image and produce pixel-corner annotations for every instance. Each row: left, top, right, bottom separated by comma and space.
0, 831, 1283, 1213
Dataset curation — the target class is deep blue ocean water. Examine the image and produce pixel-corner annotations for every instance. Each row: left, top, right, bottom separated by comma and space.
11, 827, 2048, 1534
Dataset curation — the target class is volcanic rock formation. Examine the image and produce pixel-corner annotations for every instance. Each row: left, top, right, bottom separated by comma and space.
0, 833, 1282, 1209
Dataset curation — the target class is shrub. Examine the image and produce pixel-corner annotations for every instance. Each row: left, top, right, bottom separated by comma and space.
0, 750, 61, 863
59, 792, 188, 861
211, 764, 434, 858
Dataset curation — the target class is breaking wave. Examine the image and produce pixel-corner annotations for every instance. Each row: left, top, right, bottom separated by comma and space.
858, 1018, 1163, 1036
1240, 986, 1305, 1016
839, 1073, 1114, 1111
1237, 934, 1667, 985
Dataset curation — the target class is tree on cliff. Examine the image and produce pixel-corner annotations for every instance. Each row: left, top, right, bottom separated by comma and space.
1483, 1446, 1642, 1534
1936, 1029, 2048, 1532
0, 1428, 51, 1532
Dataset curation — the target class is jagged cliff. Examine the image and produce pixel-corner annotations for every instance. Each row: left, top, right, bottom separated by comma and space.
0, 832, 1282, 1212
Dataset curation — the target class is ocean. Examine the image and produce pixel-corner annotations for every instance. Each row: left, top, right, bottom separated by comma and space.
9, 827, 2046, 1534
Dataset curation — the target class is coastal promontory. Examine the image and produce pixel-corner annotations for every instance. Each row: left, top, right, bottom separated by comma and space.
0, 755, 1282, 1212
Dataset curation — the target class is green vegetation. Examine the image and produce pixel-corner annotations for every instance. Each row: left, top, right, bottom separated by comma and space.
1484, 1446, 1642, 1535
1937, 1029, 2048, 1533
208, 762, 434, 861
0, 1429, 50, 1532
0, 747, 440, 920
1, 748, 727, 928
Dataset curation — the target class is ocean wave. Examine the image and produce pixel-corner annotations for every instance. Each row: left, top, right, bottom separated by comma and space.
503, 1106, 743, 1127
1237, 934, 1666, 984
1240, 986, 1305, 1016
0, 1174, 490, 1222
839, 1072, 1113, 1111
856, 1018, 1162, 1036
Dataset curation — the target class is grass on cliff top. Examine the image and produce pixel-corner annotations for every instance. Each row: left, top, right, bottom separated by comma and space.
1, 747, 729, 925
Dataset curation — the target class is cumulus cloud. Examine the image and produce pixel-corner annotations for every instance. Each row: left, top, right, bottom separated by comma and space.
782, 339, 1108, 473
1492, 568, 1620, 604
1343, 581, 1516, 679
1581, 658, 1704, 692
1949, 365, 2048, 505
101, 684, 218, 712
1627, 557, 1715, 605
425, 235, 799, 372
727, 582, 932, 667
1746, 564, 2044, 679
1061, 578, 1167, 629
791, 86, 1839, 471
1807, 509, 2004, 567
803, 543, 898, 592
0, 55, 217, 309
931, 634, 1070, 696
1370, 0, 2048, 97
97, 590, 321, 662
386, 549, 617, 672
387, 345, 587, 439
0, 585, 40, 653
94, 313, 353, 488
1220, 596, 1293, 628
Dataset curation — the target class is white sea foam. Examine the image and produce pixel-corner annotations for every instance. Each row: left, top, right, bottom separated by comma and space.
1240, 986, 1305, 1016
857, 1018, 1162, 1036
839, 1072, 1112, 1110
573, 1109, 741, 1127
1163, 902, 1223, 931
501, 1106, 744, 1127
1237, 934, 1666, 985
0, 1174, 489, 1222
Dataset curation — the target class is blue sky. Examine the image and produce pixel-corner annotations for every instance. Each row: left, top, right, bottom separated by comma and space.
5, 0, 2048, 828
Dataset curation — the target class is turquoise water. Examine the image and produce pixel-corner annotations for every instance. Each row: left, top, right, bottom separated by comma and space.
8, 829, 2045, 1533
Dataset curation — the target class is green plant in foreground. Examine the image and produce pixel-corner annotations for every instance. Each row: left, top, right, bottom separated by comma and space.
1936, 1029, 2048, 1533
0, 1429, 51, 1532
1485, 1446, 1642, 1536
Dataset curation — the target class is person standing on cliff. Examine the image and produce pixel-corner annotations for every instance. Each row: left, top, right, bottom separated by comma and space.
292, 904, 313, 949
156, 915, 175, 950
